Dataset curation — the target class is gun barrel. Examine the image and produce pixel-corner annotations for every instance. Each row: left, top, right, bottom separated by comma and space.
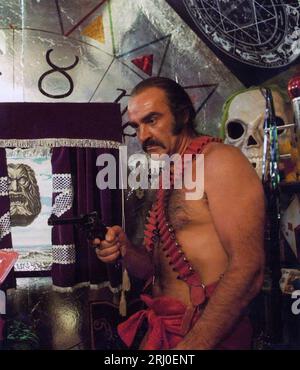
48, 215, 84, 226
47, 212, 107, 240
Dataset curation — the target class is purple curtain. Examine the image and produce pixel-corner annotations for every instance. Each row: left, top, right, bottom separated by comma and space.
51, 147, 122, 290
72, 147, 122, 289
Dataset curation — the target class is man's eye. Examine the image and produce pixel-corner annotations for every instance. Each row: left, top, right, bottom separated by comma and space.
148, 117, 157, 125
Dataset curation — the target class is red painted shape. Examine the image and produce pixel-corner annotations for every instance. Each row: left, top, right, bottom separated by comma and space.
131, 54, 153, 76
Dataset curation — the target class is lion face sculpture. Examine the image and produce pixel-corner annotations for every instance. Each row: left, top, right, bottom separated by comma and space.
8, 163, 42, 227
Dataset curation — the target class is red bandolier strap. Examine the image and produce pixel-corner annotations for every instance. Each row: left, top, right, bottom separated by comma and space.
143, 135, 222, 306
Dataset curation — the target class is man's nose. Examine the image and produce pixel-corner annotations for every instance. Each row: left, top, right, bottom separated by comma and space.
138, 124, 151, 143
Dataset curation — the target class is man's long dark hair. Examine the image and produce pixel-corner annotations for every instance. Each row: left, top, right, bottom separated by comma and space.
131, 77, 197, 135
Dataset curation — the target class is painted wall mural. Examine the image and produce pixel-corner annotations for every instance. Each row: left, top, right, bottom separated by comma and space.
166, 0, 300, 86
0, 0, 243, 137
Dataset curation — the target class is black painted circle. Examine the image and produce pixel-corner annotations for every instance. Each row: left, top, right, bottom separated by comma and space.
183, 0, 300, 67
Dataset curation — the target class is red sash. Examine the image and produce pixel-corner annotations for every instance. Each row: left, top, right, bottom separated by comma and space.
118, 283, 218, 350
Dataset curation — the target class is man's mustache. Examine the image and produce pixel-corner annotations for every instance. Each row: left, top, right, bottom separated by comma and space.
142, 139, 166, 152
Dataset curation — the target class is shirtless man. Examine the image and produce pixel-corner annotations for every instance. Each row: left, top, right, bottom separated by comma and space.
93, 77, 265, 350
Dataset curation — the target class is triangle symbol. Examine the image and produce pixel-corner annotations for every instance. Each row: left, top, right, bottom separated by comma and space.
57, 0, 114, 56
184, 84, 219, 115
117, 35, 171, 78
57, 0, 107, 37
131, 55, 153, 76
81, 15, 105, 44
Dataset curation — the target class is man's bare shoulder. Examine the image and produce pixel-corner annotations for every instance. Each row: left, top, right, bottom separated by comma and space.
202, 141, 263, 204
203, 141, 242, 156
203, 142, 252, 170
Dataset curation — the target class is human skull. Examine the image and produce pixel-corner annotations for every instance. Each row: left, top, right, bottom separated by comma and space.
224, 89, 291, 178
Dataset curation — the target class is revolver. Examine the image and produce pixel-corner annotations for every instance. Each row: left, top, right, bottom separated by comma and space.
47, 211, 108, 241
48, 211, 122, 287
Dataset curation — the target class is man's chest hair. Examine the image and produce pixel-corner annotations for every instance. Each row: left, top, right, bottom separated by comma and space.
167, 189, 209, 231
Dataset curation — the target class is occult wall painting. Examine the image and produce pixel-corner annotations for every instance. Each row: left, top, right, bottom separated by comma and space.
6, 148, 52, 272
0, 0, 244, 139
166, 0, 300, 86
0, 1, 299, 130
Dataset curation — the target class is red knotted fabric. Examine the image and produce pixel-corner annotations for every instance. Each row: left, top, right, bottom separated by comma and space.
118, 283, 218, 350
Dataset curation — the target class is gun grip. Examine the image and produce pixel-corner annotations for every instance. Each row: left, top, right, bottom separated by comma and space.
89, 224, 107, 241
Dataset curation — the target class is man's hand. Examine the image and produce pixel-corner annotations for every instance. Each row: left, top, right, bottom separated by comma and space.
92, 225, 128, 264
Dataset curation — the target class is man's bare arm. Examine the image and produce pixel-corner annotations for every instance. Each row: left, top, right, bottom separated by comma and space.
175, 144, 265, 349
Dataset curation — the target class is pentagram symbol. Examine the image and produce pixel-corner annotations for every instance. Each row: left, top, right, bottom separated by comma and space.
183, 0, 300, 67
38, 49, 79, 99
